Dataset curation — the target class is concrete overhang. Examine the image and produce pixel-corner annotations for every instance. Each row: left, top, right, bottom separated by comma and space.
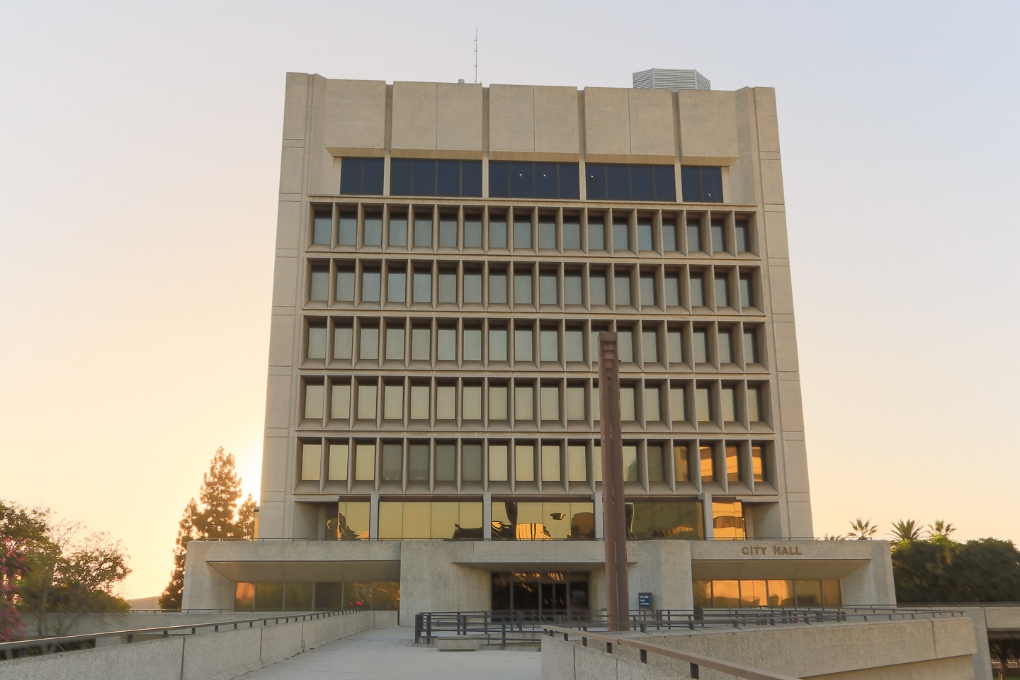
207, 560, 400, 583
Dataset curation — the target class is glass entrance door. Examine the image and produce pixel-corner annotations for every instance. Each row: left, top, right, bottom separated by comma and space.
491, 572, 589, 619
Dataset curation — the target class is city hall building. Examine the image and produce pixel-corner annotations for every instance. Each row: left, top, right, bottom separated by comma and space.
181, 69, 896, 621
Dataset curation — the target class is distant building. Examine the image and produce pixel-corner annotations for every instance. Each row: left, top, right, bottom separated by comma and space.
181, 73, 896, 620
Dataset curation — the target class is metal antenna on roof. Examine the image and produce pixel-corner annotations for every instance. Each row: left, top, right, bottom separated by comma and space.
474, 29, 478, 84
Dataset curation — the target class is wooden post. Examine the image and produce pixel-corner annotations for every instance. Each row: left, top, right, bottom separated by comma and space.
598, 332, 629, 631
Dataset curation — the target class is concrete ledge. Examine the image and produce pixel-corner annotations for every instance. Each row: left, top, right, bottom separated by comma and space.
436, 637, 481, 651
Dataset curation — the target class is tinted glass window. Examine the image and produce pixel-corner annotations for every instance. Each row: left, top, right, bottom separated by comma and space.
310, 268, 329, 301
489, 217, 507, 248
489, 162, 580, 199
690, 274, 705, 307
735, 219, 750, 252
389, 216, 407, 247
585, 164, 606, 200
687, 220, 701, 251
711, 220, 725, 252
681, 166, 723, 203
563, 219, 581, 249
414, 216, 432, 248
637, 219, 653, 252
338, 215, 357, 246
564, 273, 582, 305
586, 164, 675, 202
613, 219, 629, 251
607, 165, 630, 200
662, 218, 678, 251
538, 220, 556, 249
439, 217, 457, 248
510, 163, 533, 198
464, 272, 482, 303
438, 271, 456, 303
313, 210, 331, 245
390, 159, 482, 197
588, 219, 605, 250
631, 165, 654, 201
514, 218, 532, 249
340, 158, 385, 196
489, 162, 509, 198
387, 271, 405, 303
364, 215, 382, 246
361, 271, 381, 302
535, 163, 557, 198
336, 270, 355, 302
464, 216, 482, 248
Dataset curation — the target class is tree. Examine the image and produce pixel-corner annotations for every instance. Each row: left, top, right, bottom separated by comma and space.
159, 448, 255, 610
989, 639, 1020, 680
893, 537, 1020, 604
890, 519, 925, 543
928, 519, 956, 543
0, 501, 49, 641
848, 518, 878, 540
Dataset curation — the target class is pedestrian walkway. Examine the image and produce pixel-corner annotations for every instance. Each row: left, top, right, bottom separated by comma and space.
239, 626, 542, 680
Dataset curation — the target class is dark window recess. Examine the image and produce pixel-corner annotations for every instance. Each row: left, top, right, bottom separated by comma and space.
489, 162, 580, 200
680, 166, 724, 203
585, 164, 676, 202
339, 158, 385, 196
390, 159, 482, 197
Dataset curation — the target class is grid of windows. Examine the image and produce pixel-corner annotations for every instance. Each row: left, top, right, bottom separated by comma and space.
585, 164, 676, 202
489, 162, 580, 199
390, 159, 482, 198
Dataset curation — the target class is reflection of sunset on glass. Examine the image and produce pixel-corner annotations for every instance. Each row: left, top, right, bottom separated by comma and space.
2, 3, 1019, 603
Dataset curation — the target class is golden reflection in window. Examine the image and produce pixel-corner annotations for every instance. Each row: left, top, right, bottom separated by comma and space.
328, 443, 348, 481
328, 502, 370, 540
712, 501, 745, 540
674, 445, 689, 482
713, 580, 740, 608
355, 444, 375, 481
622, 445, 639, 482
301, 443, 321, 481
726, 445, 740, 483
491, 501, 595, 540
752, 446, 766, 483
699, 446, 715, 482
377, 501, 483, 540
627, 501, 704, 540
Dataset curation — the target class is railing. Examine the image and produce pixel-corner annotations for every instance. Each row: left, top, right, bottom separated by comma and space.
414, 606, 967, 647
544, 624, 800, 680
0, 610, 350, 661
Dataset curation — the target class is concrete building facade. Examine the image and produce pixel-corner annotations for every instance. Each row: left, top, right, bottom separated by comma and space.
182, 72, 895, 622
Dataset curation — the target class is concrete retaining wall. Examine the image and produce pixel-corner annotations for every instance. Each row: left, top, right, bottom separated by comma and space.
0, 610, 394, 680
542, 617, 978, 680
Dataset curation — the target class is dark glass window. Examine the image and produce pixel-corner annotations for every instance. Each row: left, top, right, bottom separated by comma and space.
489, 162, 580, 199
681, 166, 724, 203
585, 164, 676, 202
340, 158, 384, 196
389, 159, 482, 197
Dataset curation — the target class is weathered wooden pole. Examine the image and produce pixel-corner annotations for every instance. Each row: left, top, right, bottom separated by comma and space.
598, 332, 629, 631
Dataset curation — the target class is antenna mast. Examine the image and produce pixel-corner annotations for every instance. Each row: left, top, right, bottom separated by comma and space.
474, 29, 478, 84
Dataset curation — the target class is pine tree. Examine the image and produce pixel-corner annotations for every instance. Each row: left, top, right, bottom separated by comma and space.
159, 449, 255, 610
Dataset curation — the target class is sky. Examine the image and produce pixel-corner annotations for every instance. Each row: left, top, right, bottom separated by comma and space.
1, 1, 1018, 599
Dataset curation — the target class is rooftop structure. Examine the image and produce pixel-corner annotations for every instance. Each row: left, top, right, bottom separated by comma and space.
633, 68, 711, 91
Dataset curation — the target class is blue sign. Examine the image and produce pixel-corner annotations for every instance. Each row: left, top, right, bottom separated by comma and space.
638, 592, 652, 608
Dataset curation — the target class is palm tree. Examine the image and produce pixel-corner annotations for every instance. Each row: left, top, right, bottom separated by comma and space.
928, 519, 956, 543
822, 533, 847, 541
890, 519, 924, 543
848, 518, 878, 540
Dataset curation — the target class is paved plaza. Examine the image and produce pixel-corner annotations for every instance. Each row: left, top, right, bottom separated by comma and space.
239, 626, 541, 680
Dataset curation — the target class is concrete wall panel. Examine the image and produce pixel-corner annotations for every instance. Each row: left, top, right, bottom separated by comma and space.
584, 88, 631, 156
781, 439, 811, 493
768, 264, 796, 315
772, 322, 800, 372
260, 620, 305, 666
261, 436, 288, 494
628, 88, 675, 157
437, 83, 483, 151
279, 146, 305, 195
777, 379, 806, 432
264, 375, 293, 430
763, 209, 789, 260
534, 86, 580, 154
271, 255, 298, 308
677, 90, 738, 164
391, 82, 438, 150
0, 637, 184, 680
282, 73, 310, 141
275, 200, 302, 251
181, 626, 264, 680
326, 79, 387, 149
268, 314, 295, 368
760, 158, 786, 205
489, 84, 535, 153
753, 87, 781, 154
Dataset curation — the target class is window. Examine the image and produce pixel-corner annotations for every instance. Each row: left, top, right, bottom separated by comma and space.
725, 446, 741, 482
687, 219, 702, 251
334, 326, 353, 361
339, 158, 384, 196
542, 445, 561, 482
735, 219, 750, 252
715, 274, 730, 307
740, 274, 754, 308
718, 329, 733, 364
744, 330, 759, 364
674, 445, 689, 482
586, 164, 676, 201
436, 444, 456, 482
647, 445, 664, 482
385, 325, 404, 361
464, 271, 482, 304
489, 216, 507, 248
464, 327, 482, 361
711, 219, 726, 253
640, 275, 656, 308
310, 268, 329, 301
645, 387, 661, 421
620, 386, 636, 421
540, 329, 558, 363
409, 444, 429, 482
489, 445, 508, 481
439, 215, 457, 248
412, 271, 431, 303
693, 329, 708, 364
337, 215, 357, 248
489, 162, 580, 199
722, 386, 737, 422
642, 329, 659, 364
680, 166, 723, 203
537, 219, 556, 250
438, 269, 456, 303
690, 273, 705, 306
563, 218, 581, 249
336, 269, 355, 302
752, 446, 767, 482
592, 386, 600, 422
539, 273, 558, 306
699, 446, 714, 482
514, 327, 533, 362
464, 215, 482, 248
514, 270, 532, 306
667, 330, 683, 364
359, 326, 379, 360
567, 446, 586, 482
513, 217, 532, 250
437, 328, 456, 361
516, 445, 535, 481
463, 385, 482, 420
436, 385, 456, 420
361, 270, 381, 303
312, 210, 331, 245
489, 385, 508, 420
304, 383, 324, 419
301, 443, 321, 481
389, 215, 407, 247
328, 443, 348, 480
566, 386, 585, 420
382, 444, 402, 481
413, 215, 432, 248
308, 325, 326, 360
564, 272, 582, 305
489, 327, 507, 362
565, 329, 583, 362
515, 384, 534, 421
357, 383, 377, 420
613, 218, 630, 251
588, 218, 605, 250
662, 217, 678, 251
387, 270, 406, 303
696, 386, 712, 422
409, 384, 429, 420
622, 445, 638, 481
489, 271, 507, 304
411, 327, 430, 361
541, 386, 559, 421
390, 159, 482, 197
383, 384, 403, 420
463, 444, 482, 482
670, 387, 686, 422
665, 273, 680, 307
637, 218, 654, 252
590, 272, 607, 306
618, 328, 634, 362
357, 444, 377, 481
331, 382, 351, 418
748, 386, 763, 422
364, 215, 382, 246
614, 271, 632, 306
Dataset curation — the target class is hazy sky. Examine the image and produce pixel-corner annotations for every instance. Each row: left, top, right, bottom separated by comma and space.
2, 1, 1018, 599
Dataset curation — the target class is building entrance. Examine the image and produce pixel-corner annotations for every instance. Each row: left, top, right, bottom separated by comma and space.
490, 572, 589, 619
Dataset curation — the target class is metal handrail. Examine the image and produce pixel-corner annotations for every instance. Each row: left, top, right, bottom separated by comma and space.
0, 610, 351, 660
544, 624, 799, 680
